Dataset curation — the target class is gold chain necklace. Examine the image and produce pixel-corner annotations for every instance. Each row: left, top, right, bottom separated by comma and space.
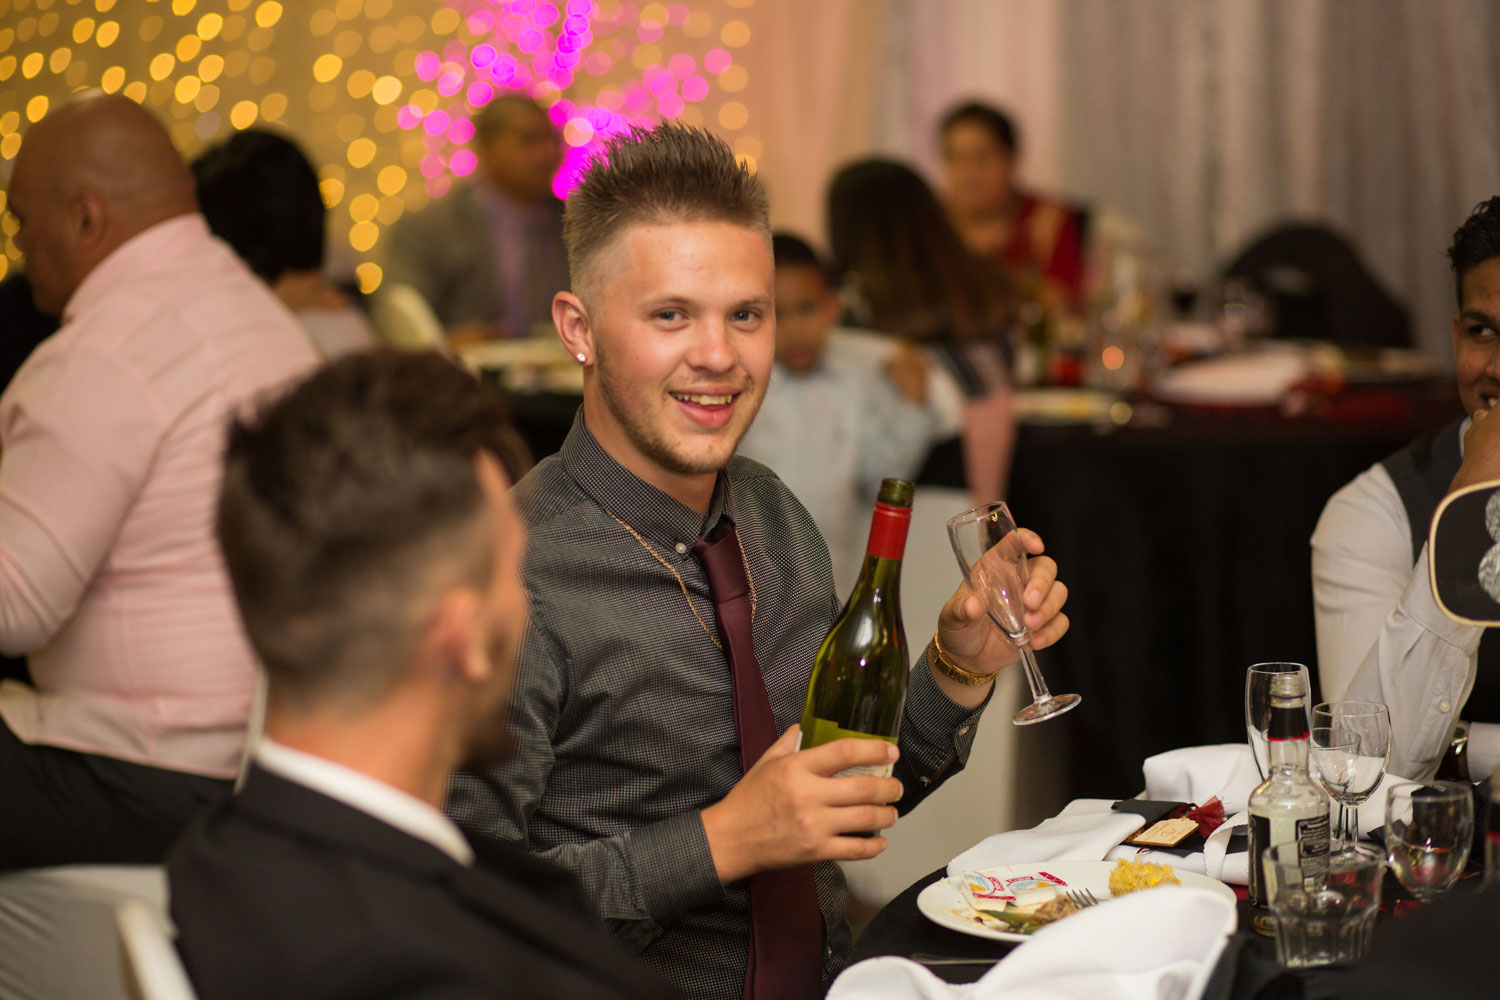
601, 507, 757, 650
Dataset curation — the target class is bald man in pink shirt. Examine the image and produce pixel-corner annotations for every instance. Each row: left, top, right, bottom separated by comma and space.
0, 94, 320, 865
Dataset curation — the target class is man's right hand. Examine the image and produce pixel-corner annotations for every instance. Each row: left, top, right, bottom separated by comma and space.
701, 725, 902, 885
1452, 409, 1500, 493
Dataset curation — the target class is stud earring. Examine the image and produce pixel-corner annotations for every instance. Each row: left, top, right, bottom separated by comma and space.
576, 352, 587, 363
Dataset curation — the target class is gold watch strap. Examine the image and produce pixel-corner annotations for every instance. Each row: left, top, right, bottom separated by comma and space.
931, 634, 996, 687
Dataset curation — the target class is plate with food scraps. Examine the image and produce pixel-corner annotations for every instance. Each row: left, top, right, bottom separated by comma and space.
916, 859, 1237, 942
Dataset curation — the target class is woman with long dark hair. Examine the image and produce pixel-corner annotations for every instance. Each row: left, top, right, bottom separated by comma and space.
827, 158, 1016, 504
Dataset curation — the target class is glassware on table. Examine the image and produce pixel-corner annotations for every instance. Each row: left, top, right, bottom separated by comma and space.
1312, 701, 1391, 851
1308, 727, 1362, 836
1261, 843, 1385, 968
1245, 663, 1313, 778
945, 501, 1080, 726
1385, 781, 1473, 902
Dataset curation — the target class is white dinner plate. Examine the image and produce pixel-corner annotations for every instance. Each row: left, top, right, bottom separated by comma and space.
916, 860, 1238, 942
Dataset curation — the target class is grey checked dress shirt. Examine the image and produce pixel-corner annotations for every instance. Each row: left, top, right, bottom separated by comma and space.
448, 412, 987, 997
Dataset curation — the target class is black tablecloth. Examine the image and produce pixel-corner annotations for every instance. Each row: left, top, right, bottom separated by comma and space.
916, 384, 1463, 801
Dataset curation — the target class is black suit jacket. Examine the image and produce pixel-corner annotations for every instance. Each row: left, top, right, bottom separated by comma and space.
169, 765, 675, 1000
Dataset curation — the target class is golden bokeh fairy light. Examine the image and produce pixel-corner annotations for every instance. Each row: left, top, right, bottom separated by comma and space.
0, 1, 761, 295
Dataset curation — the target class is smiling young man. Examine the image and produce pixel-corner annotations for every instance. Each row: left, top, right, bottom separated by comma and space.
1312, 196, 1500, 781
448, 124, 1069, 1000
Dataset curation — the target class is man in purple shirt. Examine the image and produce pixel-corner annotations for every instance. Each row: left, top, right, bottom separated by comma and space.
384, 96, 568, 346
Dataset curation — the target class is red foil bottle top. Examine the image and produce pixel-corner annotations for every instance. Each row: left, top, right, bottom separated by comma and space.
867, 501, 912, 560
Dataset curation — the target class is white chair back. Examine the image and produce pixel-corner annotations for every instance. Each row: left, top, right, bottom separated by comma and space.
0, 865, 166, 1000
369, 283, 448, 352
116, 899, 198, 1000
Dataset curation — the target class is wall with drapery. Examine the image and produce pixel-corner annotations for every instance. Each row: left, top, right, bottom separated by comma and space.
742, 0, 1500, 358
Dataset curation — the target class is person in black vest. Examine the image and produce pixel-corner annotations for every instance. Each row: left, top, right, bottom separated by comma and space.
1312, 196, 1500, 781
168, 351, 672, 1000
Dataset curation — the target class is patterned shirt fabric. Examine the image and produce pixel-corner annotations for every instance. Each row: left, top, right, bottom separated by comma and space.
448, 411, 987, 997
0, 214, 319, 777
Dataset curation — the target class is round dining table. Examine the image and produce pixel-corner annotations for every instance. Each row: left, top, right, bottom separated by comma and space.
849, 863, 1481, 1000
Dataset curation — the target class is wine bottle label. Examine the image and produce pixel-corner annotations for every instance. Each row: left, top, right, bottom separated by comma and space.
1247, 812, 1330, 905
866, 502, 911, 560
798, 715, 898, 779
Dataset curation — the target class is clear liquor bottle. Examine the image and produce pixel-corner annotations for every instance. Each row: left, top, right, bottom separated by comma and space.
1247, 671, 1331, 928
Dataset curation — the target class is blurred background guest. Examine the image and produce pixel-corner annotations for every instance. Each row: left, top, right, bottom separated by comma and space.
737, 233, 940, 591
938, 101, 1090, 315
827, 157, 1016, 506
383, 95, 567, 347
193, 128, 377, 360
0, 93, 319, 867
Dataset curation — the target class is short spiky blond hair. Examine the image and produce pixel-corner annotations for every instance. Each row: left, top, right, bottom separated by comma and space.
562, 123, 769, 303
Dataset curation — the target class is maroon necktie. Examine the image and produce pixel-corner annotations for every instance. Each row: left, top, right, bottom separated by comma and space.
695, 517, 824, 1000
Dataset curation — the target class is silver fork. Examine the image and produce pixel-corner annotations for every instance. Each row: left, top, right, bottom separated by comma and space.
1064, 888, 1101, 908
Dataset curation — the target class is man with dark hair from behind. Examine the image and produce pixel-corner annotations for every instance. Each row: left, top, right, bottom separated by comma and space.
168, 351, 672, 1000
384, 95, 567, 345
192, 128, 377, 359
1313, 196, 1500, 781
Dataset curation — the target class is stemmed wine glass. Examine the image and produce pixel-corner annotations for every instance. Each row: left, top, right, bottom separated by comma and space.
1308, 726, 1361, 843
1312, 701, 1391, 851
1245, 663, 1313, 779
946, 501, 1080, 726
1385, 781, 1473, 902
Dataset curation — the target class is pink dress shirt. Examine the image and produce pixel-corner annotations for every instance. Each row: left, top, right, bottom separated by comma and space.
0, 214, 320, 778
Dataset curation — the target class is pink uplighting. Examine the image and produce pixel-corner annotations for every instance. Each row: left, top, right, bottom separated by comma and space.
396, 0, 750, 195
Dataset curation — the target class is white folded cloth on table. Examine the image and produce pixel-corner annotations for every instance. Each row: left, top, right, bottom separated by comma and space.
1142, 743, 1261, 815
947, 799, 1143, 875
827, 886, 1237, 1000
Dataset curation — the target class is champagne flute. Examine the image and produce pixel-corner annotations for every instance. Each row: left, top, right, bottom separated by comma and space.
946, 501, 1080, 725
1308, 727, 1360, 851
1312, 701, 1391, 848
1245, 663, 1313, 778
1385, 781, 1473, 902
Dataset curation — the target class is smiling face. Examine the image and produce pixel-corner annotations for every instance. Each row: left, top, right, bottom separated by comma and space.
579, 219, 774, 503
1452, 256, 1500, 417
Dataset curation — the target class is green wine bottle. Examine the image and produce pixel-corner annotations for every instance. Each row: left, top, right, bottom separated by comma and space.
798, 478, 913, 778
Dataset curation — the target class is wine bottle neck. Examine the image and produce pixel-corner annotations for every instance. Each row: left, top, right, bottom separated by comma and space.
865, 502, 910, 561
1267, 704, 1309, 772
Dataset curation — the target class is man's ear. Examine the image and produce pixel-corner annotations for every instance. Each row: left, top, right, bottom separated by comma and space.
552, 290, 595, 366
73, 191, 107, 252
425, 588, 487, 684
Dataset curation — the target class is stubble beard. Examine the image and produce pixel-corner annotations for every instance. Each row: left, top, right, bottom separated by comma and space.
594, 353, 761, 477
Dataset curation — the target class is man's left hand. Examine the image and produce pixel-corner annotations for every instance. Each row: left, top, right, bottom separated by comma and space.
935, 528, 1069, 683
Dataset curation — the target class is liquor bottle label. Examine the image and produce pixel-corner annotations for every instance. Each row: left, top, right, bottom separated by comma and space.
1248, 812, 1330, 905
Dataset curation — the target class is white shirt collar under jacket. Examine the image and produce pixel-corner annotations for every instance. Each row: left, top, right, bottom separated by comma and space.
256, 738, 474, 866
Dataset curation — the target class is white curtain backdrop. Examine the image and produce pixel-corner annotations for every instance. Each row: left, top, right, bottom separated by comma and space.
744, 0, 1500, 357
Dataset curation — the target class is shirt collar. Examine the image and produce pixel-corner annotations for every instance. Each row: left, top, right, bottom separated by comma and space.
560, 408, 730, 545
63, 213, 208, 325
254, 738, 475, 866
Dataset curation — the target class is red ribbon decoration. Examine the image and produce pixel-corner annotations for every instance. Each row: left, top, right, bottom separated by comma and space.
1185, 796, 1226, 838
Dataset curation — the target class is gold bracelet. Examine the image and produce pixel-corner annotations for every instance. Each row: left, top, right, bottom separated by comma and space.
930, 633, 996, 687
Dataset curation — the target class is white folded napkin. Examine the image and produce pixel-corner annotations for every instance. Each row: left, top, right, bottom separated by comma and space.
947, 799, 1144, 876
1104, 810, 1250, 884
1142, 743, 1262, 816
1152, 347, 1311, 406
828, 887, 1237, 1000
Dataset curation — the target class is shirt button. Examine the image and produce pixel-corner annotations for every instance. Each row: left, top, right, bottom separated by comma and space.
674, 542, 688, 554
1440, 700, 1452, 713
958, 725, 971, 736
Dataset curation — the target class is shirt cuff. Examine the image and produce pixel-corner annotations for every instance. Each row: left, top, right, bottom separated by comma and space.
903, 647, 989, 766
625, 810, 726, 925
